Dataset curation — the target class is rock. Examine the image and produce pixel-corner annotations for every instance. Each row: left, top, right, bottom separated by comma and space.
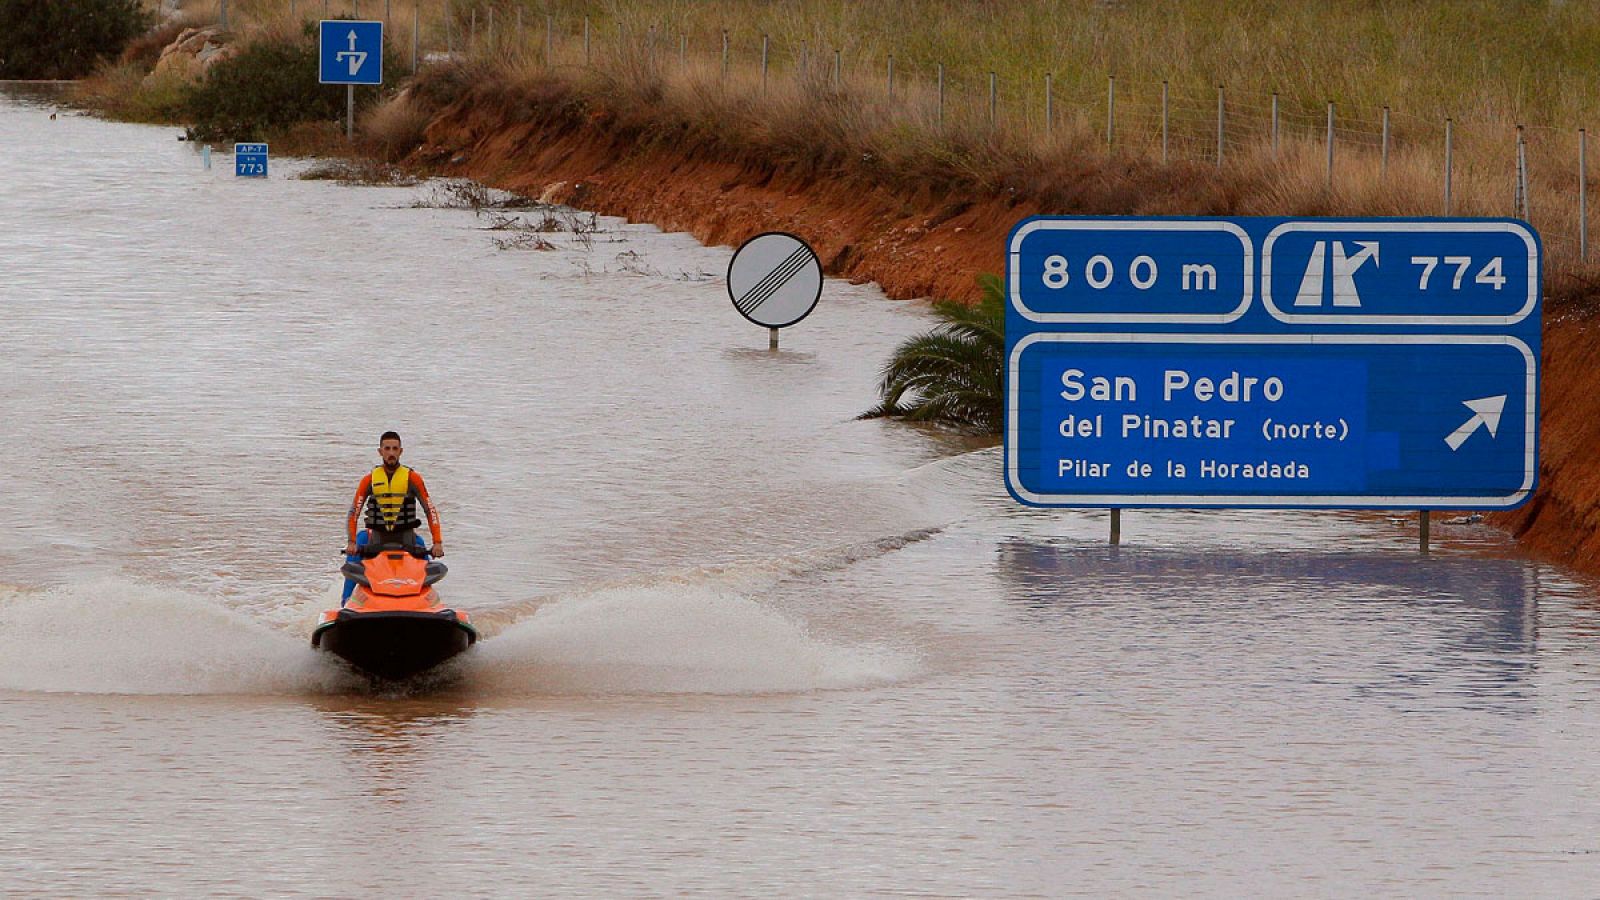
537, 181, 569, 204
148, 26, 238, 84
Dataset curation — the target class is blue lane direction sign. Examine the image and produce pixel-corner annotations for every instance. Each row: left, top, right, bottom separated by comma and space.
1009, 334, 1535, 507
1004, 216, 1541, 510
234, 142, 268, 177
1263, 220, 1537, 326
319, 20, 383, 85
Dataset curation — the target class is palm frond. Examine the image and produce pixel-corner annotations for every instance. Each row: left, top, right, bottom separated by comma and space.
863, 273, 1006, 433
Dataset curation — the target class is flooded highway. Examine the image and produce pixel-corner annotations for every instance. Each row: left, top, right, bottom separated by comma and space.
3, 88, 1600, 896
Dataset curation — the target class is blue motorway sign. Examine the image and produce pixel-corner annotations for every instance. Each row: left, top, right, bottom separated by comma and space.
1005, 217, 1540, 509
319, 20, 383, 85
234, 142, 267, 177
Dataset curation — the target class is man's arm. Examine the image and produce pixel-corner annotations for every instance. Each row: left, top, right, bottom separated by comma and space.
345, 474, 372, 552
411, 471, 444, 555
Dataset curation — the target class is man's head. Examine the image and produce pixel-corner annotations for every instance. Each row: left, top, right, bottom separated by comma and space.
379, 431, 403, 468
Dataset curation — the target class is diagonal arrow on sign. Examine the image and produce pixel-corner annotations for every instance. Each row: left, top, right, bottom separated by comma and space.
1444, 394, 1507, 450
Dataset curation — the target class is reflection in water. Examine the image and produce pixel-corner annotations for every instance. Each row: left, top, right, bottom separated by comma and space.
997, 537, 1539, 704
307, 695, 478, 801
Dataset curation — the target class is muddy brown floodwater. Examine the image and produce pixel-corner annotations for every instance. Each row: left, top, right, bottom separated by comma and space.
3, 88, 1600, 896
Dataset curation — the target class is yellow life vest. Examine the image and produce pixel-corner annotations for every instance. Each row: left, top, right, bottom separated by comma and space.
369, 465, 414, 528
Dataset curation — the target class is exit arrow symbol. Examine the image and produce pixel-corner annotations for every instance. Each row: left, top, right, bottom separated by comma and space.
1444, 394, 1507, 450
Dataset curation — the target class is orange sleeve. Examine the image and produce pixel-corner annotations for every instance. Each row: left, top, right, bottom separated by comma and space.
411, 472, 443, 545
347, 473, 372, 541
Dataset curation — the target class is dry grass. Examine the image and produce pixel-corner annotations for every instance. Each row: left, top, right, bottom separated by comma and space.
98, 1, 1600, 304
360, 90, 431, 159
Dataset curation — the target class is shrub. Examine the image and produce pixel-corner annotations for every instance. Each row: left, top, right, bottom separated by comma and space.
862, 273, 1006, 433
0, 0, 149, 79
184, 26, 372, 142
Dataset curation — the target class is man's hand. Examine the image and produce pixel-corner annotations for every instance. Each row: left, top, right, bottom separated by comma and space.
431, 542, 444, 558
343, 541, 357, 557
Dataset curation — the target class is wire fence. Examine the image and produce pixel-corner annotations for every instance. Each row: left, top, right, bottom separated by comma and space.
211, 0, 1600, 273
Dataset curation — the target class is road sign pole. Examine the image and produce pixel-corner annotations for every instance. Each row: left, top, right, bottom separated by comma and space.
1110, 509, 1121, 545
769, 327, 779, 351
346, 84, 354, 140
1419, 510, 1431, 553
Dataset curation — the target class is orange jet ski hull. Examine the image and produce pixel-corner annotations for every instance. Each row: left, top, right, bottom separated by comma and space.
313, 547, 477, 681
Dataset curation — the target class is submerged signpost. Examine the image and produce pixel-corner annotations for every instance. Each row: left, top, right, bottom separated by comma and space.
318, 20, 384, 139
234, 142, 268, 177
1004, 216, 1541, 548
727, 232, 823, 350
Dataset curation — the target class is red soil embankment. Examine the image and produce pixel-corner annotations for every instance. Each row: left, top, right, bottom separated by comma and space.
413, 87, 1600, 576
416, 98, 1014, 305
1490, 315, 1600, 572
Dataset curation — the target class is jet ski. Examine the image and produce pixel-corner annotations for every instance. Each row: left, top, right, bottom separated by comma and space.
312, 540, 477, 680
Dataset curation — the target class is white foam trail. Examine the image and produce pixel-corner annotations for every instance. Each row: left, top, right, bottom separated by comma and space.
0, 579, 356, 695
465, 578, 919, 695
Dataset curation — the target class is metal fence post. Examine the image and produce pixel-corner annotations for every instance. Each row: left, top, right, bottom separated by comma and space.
1271, 91, 1279, 157
1381, 106, 1390, 178
547, 14, 554, 66
937, 63, 945, 128
324, 0, 330, 20
721, 29, 729, 81
290, 0, 296, 21
1161, 80, 1169, 164
761, 34, 769, 92
384, 0, 390, 24
585, 16, 591, 65
487, 6, 494, 53
1107, 75, 1116, 149
1444, 117, 1454, 215
833, 48, 840, 86
1045, 72, 1053, 134
1326, 101, 1335, 188
352, 0, 358, 17
445, 2, 452, 53
989, 71, 997, 127
1216, 84, 1225, 167
681, 34, 687, 70
219, 0, 227, 27
887, 54, 894, 98
411, 4, 418, 72
1516, 125, 1529, 218
1582, 128, 1589, 260
469, 7, 475, 54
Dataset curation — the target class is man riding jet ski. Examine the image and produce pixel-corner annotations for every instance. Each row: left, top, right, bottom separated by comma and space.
312, 432, 476, 680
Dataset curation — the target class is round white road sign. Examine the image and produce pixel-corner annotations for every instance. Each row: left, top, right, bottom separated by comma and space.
726, 232, 823, 328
